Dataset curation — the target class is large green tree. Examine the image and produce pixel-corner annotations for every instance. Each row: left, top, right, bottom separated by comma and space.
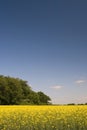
0, 75, 51, 105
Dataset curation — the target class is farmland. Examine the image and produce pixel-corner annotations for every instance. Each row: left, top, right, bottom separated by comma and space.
0, 105, 87, 130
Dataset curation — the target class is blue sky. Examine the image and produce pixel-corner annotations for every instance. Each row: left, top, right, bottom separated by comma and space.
0, 0, 87, 104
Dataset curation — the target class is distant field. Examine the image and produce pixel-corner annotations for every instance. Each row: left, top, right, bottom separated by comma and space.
0, 105, 87, 130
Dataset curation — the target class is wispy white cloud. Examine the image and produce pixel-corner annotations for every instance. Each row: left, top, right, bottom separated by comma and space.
75, 79, 86, 84
51, 85, 63, 89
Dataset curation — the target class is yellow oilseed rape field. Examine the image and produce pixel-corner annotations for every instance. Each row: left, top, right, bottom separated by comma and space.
0, 105, 87, 130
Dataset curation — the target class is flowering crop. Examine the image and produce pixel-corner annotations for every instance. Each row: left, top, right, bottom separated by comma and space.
0, 105, 87, 130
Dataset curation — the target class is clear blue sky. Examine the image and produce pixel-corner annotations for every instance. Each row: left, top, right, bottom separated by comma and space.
0, 0, 87, 104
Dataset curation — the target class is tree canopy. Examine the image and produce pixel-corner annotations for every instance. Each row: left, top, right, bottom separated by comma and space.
0, 75, 51, 105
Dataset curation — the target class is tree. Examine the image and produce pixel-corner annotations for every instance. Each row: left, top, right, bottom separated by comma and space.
0, 75, 10, 104
0, 76, 23, 104
67, 103, 75, 105
28, 91, 40, 105
37, 91, 51, 105
0, 75, 51, 105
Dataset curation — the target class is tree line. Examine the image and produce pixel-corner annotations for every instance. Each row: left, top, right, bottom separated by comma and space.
0, 75, 51, 105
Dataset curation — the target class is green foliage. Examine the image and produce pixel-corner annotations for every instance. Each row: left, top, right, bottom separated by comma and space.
67, 103, 75, 105
0, 75, 51, 105
37, 91, 51, 105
